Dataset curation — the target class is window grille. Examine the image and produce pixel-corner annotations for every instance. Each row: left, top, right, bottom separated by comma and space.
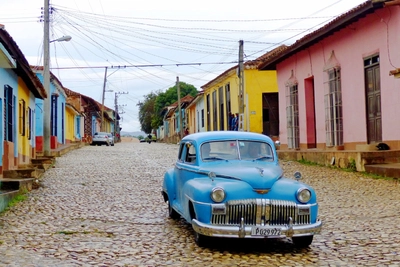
4, 85, 14, 142
286, 83, 299, 149
324, 68, 343, 147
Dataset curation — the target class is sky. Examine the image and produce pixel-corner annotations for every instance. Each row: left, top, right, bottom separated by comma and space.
0, 0, 367, 132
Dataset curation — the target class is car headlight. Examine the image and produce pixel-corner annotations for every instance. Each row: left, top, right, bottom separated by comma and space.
210, 187, 226, 203
296, 188, 311, 203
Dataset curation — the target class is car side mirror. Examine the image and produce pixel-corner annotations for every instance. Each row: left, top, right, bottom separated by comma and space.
274, 140, 280, 149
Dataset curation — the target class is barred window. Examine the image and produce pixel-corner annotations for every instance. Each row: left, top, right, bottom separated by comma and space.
4, 85, 14, 142
19, 99, 26, 136
286, 83, 299, 149
324, 68, 343, 147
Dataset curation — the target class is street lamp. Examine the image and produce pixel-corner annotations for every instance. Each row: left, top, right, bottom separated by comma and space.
43, 0, 72, 156
49, 35, 72, 43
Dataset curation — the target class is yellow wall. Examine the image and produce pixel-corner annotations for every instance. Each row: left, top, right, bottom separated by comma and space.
17, 78, 31, 163
186, 104, 196, 134
202, 68, 278, 133
245, 69, 278, 133
65, 107, 75, 142
203, 70, 239, 131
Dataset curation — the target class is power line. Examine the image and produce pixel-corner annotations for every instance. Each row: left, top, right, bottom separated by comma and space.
51, 60, 240, 70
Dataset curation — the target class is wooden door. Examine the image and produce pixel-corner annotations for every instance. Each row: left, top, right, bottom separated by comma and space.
365, 57, 381, 144
262, 93, 279, 137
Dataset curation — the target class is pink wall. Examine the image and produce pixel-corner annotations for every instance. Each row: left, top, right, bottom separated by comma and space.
276, 6, 400, 147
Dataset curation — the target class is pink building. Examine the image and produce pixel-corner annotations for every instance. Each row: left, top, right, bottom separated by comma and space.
259, 0, 400, 154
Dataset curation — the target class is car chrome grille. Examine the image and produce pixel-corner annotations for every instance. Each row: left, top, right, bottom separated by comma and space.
211, 199, 310, 226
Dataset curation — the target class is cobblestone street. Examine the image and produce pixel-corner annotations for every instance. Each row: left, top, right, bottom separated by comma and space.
0, 140, 399, 266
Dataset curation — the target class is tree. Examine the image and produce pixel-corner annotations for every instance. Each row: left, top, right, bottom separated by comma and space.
138, 82, 198, 133
154, 82, 198, 115
137, 92, 158, 134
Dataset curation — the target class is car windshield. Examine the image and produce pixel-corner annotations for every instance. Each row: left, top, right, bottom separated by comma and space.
201, 140, 273, 161
95, 132, 108, 136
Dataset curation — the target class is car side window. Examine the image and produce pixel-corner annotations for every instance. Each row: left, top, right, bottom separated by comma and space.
185, 144, 197, 164
178, 143, 185, 162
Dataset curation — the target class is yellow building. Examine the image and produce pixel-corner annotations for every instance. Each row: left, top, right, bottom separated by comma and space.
185, 92, 203, 134
65, 103, 80, 143
201, 48, 281, 137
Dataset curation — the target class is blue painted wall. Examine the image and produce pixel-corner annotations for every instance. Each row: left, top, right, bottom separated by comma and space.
35, 72, 66, 146
0, 68, 18, 163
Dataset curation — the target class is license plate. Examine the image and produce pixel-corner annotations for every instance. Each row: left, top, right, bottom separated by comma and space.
251, 226, 281, 236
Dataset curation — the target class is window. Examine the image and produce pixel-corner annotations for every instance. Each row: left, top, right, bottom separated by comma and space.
206, 94, 210, 130
51, 95, 58, 136
185, 143, 197, 163
19, 99, 26, 136
286, 83, 299, 149
76, 116, 81, 137
201, 109, 204, 128
225, 83, 231, 130
219, 87, 224, 130
324, 67, 343, 147
4, 85, 14, 142
28, 108, 32, 140
212, 90, 217, 130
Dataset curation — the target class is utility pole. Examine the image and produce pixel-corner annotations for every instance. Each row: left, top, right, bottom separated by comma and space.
101, 66, 125, 132
114, 91, 128, 142
177, 76, 183, 138
43, 0, 51, 156
101, 67, 108, 132
238, 40, 244, 114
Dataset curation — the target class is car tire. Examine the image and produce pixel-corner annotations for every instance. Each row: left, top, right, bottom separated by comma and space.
292, 235, 313, 248
167, 200, 180, 220
194, 231, 210, 247
111, 144, 114, 146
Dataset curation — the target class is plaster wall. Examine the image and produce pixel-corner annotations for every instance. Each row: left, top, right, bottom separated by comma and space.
276, 7, 400, 148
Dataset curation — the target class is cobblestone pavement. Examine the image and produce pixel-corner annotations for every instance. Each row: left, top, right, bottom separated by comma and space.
0, 141, 399, 267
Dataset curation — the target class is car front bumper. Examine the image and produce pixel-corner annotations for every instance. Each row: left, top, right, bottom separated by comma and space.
192, 218, 322, 239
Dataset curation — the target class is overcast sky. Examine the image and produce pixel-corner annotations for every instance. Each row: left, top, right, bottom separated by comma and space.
0, 0, 366, 132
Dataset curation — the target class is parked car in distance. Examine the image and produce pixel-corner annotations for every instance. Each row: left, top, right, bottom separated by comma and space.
107, 133, 115, 146
162, 131, 322, 248
90, 132, 110, 146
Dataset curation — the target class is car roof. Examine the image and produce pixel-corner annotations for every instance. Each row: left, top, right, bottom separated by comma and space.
181, 131, 274, 145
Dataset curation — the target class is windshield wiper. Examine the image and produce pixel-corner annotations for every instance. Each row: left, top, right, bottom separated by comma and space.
202, 157, 226, 161
253, 156, 273, 161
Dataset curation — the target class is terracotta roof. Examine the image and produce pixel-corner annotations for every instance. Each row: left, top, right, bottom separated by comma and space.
186, 91, 204, 109
169, 94, 194, 107
201, 45, 286, 89
258, 0, 387, 70
64, 87, 82, 97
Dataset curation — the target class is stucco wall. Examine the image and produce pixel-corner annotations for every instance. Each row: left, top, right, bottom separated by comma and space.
276, 7, 400, 149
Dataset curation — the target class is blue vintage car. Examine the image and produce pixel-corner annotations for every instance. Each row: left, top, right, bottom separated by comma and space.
162, 131, 322, 247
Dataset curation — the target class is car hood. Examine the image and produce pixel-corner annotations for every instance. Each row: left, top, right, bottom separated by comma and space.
200, 162, 283, 189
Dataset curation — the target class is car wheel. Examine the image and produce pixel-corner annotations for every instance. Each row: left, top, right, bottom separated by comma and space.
167, 200, 180, 220
111, 144, 114, 146
292, 235, 313, 248
194, 231, 210, 247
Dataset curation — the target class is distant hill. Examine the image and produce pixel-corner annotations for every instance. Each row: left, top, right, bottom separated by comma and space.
121, 131, 146, 137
